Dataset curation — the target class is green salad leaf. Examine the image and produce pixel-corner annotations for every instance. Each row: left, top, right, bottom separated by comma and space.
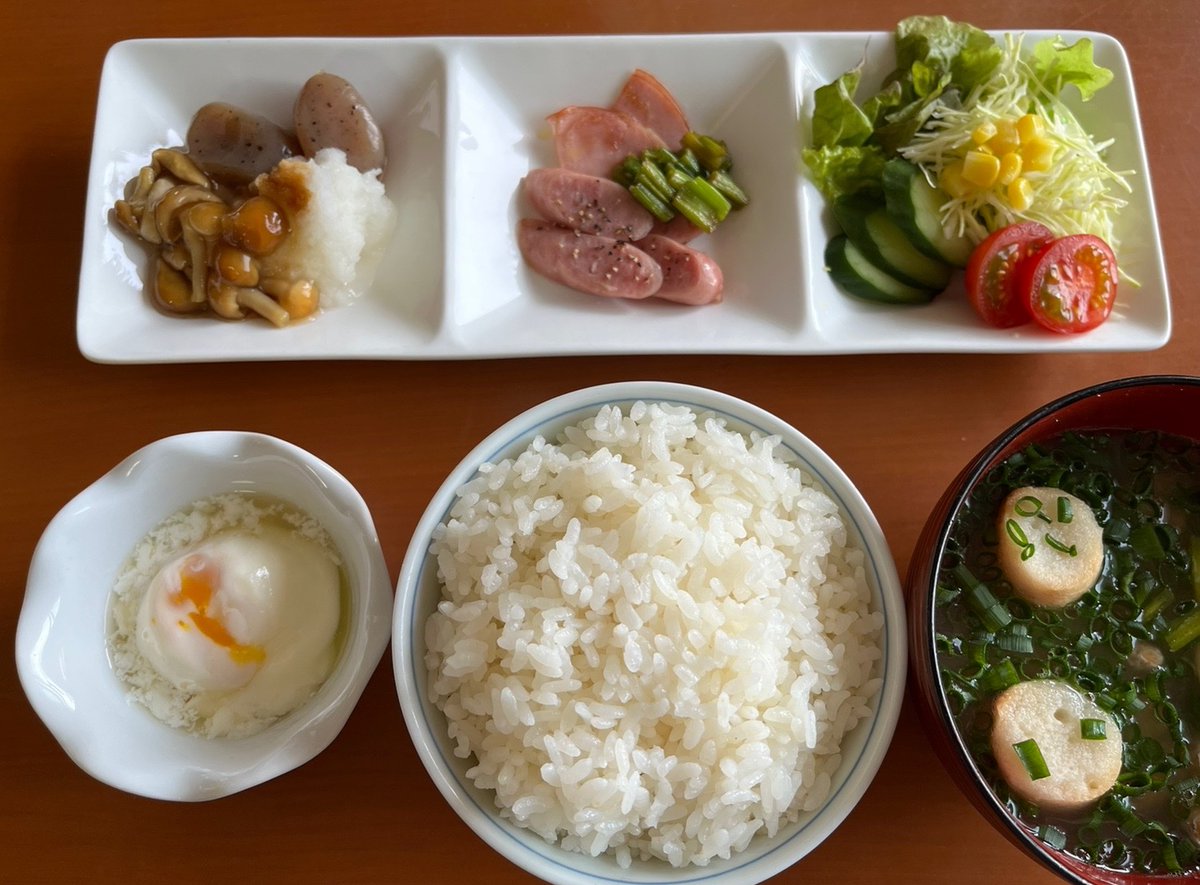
872, 71, 951, 154
809, 66, 874, 148
895, 15, 1003, 94
803, 15, 1003, 197
1031, 36, 1114, 101
861, 80, 904, 127
802, 15, 1127, 253
800, 144, 887, 200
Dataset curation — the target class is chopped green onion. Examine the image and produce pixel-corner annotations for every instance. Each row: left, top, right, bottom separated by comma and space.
1191, 536, 1200, 601
1006, 518, 1031, 548
665, 165, 693, 191
1178, 838, 1199, 869
635, 159, 674, 204
966, 638, 990, 666
1130, 523, 1167, 560
643, 147, 682, 172
1039, 824, 1067, 851
681, 131, 730, 171
1015, 496, 1043, 517
996, 630, 1034, 654
670, 187, 718, 233
934, 582, 959, 606
1146, 671, 1165, 703
1142, 588, 1174, 623
979, 659, 1021, 692
956, 564, 1012, 632
1080, 718, 1107, 740
1162, 841, 1182, 874
628, 183, 674, 222
613, 156, 641, 187
1164, 609, 1200, 652
679, 176, 730, 221
1012, 739, 1050, 780
1020, 544, 1035, 561
676, 148, 702, 177
1045, 534, 1078, 556
706, 169, 750, 208
1119, 815, 1148, 838
615, 143, 747, 236
1115, 771, 1154, 795
1057, 496, 1074, 523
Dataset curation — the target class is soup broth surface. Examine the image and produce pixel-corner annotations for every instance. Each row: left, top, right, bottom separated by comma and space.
937, 429, 1200, 874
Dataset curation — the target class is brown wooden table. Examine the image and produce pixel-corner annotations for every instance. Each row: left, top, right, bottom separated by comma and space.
4, 1, 1198, 882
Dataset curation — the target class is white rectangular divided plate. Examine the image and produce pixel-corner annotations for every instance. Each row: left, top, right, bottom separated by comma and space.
78, 33, 1169, 362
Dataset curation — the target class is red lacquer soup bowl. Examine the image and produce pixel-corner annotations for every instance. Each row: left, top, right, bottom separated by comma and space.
907, 375, 1200, 885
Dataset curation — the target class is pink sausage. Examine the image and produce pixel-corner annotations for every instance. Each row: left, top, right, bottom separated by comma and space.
547, 106, 666, 178
523, 168, 653, 241
611, 69, 691, 150
517, 220, 662, 300
649, 213, 705, 245
637, 235, 724, 305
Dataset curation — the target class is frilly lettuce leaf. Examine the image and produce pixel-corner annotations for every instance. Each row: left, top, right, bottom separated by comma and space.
895, 15, 1002, 93
874, 73, 952, 154
801, 145, 888, 200
803, 18, 1117, 205
861, 80, 904, 128
1031, 36, 1114, 101
810, 66, 874, 148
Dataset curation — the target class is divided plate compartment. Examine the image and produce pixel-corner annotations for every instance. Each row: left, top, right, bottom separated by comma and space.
78, 33, 1168, 362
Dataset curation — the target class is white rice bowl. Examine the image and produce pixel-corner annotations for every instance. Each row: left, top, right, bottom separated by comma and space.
394, 383, 905, 885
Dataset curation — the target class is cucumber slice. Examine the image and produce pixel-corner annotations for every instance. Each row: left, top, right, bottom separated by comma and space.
825, 235, 937, 305
882, 159, 972, 267
833, 193, 952, 290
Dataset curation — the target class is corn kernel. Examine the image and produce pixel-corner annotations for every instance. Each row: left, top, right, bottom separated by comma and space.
1007, 177, 1034, 211
972, 121, 998, 145
998, 151, 1023, 186
989, 119, 1020, 155
962, 150, 1001, 188
1022, 136, 1056, 172
940, 162, 971, 199
1017, 114, 1045, 142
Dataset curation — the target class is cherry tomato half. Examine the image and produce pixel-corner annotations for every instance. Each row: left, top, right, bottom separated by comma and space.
1020, 234, 1118, 334
965, 222, 1054, 328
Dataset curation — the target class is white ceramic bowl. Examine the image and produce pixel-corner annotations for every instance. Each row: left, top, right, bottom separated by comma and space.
393, 381, 905, 885
15, 431, 393, 801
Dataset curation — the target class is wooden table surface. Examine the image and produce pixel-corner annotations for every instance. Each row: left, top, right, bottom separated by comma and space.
4, 1, 1198, 882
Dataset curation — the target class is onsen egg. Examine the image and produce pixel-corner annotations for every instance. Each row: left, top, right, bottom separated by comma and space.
134, 528, 328, 694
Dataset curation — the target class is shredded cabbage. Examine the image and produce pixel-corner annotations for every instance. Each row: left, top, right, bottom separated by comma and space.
899, 34, 1133, 252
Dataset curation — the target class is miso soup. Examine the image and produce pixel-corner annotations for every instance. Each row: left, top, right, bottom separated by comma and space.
936, 430, 1200, 874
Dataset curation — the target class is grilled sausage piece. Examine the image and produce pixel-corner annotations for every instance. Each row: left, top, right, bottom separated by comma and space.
524, 168, 654, 240
517, 220, 662, 300
637, 235, 723, 305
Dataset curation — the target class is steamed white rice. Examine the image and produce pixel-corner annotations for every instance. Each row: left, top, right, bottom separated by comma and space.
424, 401, 883, 868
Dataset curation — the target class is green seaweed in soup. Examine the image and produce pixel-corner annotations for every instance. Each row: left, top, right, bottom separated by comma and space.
935, 430, 1200, 874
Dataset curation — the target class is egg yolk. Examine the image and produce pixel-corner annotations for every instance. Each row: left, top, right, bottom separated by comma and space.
171, 555, 266, 667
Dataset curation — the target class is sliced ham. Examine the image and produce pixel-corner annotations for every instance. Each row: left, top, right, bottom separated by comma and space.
517, 219, 662, 300
547, 106, 665, 178
611, 69, 691, 150
523, 168, 653, 241
637, 235, 723, 305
